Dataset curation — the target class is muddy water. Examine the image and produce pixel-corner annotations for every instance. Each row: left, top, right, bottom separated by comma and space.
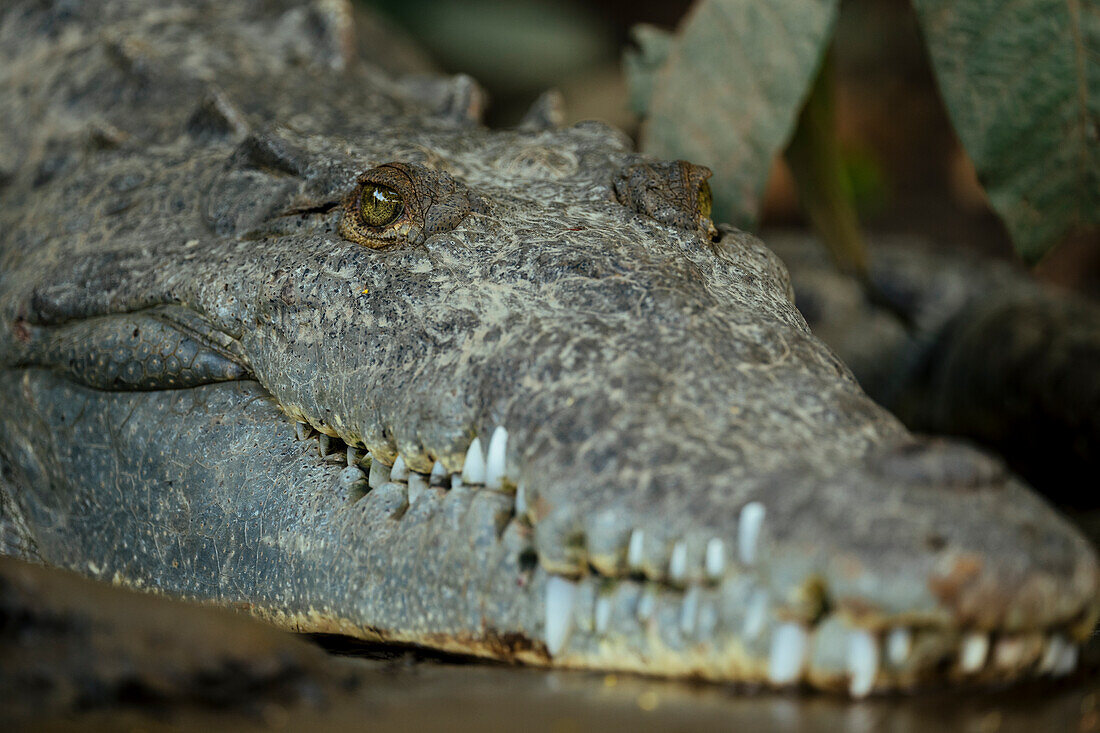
56, 650, 1100, 732
271, 655, 1100, 733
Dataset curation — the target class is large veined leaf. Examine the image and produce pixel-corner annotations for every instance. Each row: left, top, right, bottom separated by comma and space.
632, 0, 839, 227
912, 0, 1100, 263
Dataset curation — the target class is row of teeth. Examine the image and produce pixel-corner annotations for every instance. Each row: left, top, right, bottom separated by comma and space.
296, 420, 767, 584
544, 576, 1081, 697
297, 422, 514, 498
293, 420, 1081, 697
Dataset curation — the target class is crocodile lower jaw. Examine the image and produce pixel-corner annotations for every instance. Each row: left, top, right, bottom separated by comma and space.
286, 417, 1087, 697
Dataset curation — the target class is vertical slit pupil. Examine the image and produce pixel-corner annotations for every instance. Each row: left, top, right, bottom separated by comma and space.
360, 184, 403, 227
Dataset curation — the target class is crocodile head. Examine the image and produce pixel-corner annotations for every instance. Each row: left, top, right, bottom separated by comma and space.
0, 0, 1096, 696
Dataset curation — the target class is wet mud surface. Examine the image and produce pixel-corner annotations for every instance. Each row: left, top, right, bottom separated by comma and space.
2, 554, 1098, 732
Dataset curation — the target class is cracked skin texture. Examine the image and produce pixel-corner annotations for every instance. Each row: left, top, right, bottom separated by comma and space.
0, 0, 1097, 694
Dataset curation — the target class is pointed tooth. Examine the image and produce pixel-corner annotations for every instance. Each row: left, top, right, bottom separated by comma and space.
515, 482, 528, 517
1038, 635, 1065, 674
886, 627, 911, 666
346, 446, 366, 468
679, 586, 700, 635
697, 600, 719, 638
429, 460, 448, 486
295, 421, 312, 441
959, 632, 989, 673
669, 540, 688, 583
461, 438, 486, 484
768, 623, 808, 685
704, 538, 726, 580
368, 458, 391, 489
742, 588, 768, 640
407, 473, 428, 503
594, 596, 612, 634
738, 501, 765, 565
544, 576, 578, 657
485, 426, 508, 490
847, 629, 879, 698
451, 475, 464, 490
1052, 642, 1078, 677
390, 455, 409, 482
318, 433, 332, 457
627, 529, 645, 569
636, 586, 656, 622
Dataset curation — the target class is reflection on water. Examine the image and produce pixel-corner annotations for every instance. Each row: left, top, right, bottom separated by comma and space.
296, 647, 1098, 733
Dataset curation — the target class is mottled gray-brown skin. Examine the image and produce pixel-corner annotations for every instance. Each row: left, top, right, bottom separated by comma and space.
0, 0, 1097, 694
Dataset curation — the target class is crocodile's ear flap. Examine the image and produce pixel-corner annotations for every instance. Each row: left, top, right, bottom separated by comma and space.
518, 90, 565, 132
186, 89, 250, 142
398, 73, 486, 125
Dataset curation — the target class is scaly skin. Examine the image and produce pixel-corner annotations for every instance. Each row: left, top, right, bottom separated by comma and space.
0, 0, 1096, 695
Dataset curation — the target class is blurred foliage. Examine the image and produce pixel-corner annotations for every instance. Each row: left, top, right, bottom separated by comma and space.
371, 0, 613, 93
911, 0, 1100, 264
626, 0, 839, 231
628, 0, 1099, 265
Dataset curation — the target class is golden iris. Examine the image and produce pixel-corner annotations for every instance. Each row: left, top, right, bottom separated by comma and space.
359, 184, 404, 227
696, 180, 712, 219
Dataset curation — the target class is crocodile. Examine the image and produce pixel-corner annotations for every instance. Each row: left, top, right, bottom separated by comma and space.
0, 0, 1097, 696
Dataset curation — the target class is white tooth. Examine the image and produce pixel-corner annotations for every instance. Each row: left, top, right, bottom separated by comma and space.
1053, 642, 1078, 677
742, 588, 768, 640
636, 586, 657, 622
847, 629, 879, 698
627, 530, 645, 569
1038, 635, 1066, 674
680, 586, 700, 635
544, 576, 578, 657
450, 475, 464, 490
295, 421, 312, 441
318, 433, 332, 457
347, 446, 365, 468
368, 458, 391, 489
461, 438, 486, 484
886, 627, 911, 666
485, 426, 508, 489
697, 600, 719, 638
390, 455, 409, 482
704, 538, 726, 580
515, 482, 528, 517
430, 460, 448, 485
407, 473, 428, 503
594, 596, 612, 634
738, 501, 765, 565
959, 632, 989, 673
768, 623, 808, 685
669, 540, 688, 582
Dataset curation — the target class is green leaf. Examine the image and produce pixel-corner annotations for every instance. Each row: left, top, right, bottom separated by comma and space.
623, 25, 674, 119
912, 0, 1100, 263
632, 0, 839, 227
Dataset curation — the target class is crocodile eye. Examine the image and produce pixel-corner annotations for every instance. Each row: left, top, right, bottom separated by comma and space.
697, 180, 712, 219
359, 184, 404, 228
